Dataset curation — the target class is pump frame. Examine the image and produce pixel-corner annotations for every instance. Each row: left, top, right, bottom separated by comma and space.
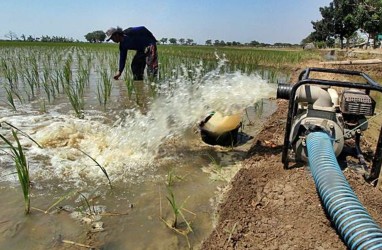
282, 67, 382, 184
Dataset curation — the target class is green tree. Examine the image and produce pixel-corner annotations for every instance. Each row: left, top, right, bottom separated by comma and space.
160, 38, 168, 44
5, 31, 18, 41
169, 38, 177, 44
85, 30, 106, 43
310, 3, 335, 45
27, 35, 35, 42
93, 30, 106, 42
356, 0, 382, 48
333, 0, 358, 48
205, 39, 212, 45
250, 40, 260, 46
186, 38, 194, 45
310, 0, 358, 48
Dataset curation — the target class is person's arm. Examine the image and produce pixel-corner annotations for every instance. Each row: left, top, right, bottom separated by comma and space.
114, 43, 128, 80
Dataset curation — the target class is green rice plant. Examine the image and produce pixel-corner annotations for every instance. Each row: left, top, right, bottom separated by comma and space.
30, 55, 40, 88
78, 61, 91, 87
78, 148, 112, 189
5, 87, 17, 111
1, 59, 17, 90
161, 187, 194, 248
0, 130, 31, 214
205, 153, 222, 170
23, 67, 37, 99
39, 98, 47, 113
78, 192, 93, 214
63, 57, 72, 86
96, 68, 113, 107
166, 169, 188, 187
54, 66, 66, 95
64, 82, 84, 119
166, 187, 181, 228
124, 74, 135, 98
3, 122, 42, 149
166, 169, 177, 187
166, 188, 194, 230
41, 66, 53, 102
43, 190, 77, 214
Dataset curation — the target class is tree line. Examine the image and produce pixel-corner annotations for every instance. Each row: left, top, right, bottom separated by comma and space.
4, 31, 77, 42
4, 30, 299, 48
83, 31, 299, 47
304, 0, 382, 49
7, 0, 381, 49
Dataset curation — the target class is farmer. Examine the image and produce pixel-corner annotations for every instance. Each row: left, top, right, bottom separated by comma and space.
106, 26, 158, 81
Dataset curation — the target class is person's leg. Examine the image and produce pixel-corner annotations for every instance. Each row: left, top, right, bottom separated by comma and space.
131, 51, 146, 80
145, 44, 158, 80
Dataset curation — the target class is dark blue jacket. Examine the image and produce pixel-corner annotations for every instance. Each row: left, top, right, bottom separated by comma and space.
119, 26, 157, 72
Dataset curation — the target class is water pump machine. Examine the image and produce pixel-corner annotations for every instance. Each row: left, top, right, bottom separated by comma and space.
277, 67, 382, 249
277, 67, 382, 177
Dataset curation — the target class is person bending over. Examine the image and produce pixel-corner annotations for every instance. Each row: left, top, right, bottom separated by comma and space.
106, 26, 158, 81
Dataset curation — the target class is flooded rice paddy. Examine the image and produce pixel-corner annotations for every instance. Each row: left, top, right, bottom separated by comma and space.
0, 45, 280, 249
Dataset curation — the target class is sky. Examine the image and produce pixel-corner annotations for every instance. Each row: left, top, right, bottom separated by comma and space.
0, 0, 332, 44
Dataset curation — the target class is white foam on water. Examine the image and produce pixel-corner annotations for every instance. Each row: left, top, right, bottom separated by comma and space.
0, 64, 276, 186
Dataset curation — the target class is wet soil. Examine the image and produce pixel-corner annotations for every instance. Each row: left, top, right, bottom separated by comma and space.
201, 56, 382, 249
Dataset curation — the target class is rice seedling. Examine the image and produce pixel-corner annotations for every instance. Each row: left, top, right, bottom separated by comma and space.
0, 130, 31, 214
124, 74, 135, 98
5, 87, 17, 111
78, 148, 112, 189
96, 68, 113, 107
63, 56, 72, 86
160, 186, 195, 248
30, 55, 40, 88
165, 169, 188, 187
205, 153, 222, 170
1, 59, 18, 90
0, 121, 42, 214
41, 65, 53, 102
77, 192, 93, 214
41, 190, 77, 214
64, 81, 84, 119
23, 66, 37, 100
39, 98, 47, 113
2, 122, 42, 148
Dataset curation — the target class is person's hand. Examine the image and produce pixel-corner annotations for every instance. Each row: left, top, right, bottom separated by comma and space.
113, 71, 122, 80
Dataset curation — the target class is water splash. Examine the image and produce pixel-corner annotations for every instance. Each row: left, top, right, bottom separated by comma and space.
0, 62, 276, 185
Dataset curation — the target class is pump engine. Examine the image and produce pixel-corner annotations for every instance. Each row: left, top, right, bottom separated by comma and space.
277, 68, 382, 182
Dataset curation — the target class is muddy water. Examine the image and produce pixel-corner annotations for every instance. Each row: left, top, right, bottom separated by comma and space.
0, 66, 277, 249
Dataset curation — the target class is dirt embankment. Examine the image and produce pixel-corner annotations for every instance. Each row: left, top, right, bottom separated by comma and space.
201, 54, 382, 249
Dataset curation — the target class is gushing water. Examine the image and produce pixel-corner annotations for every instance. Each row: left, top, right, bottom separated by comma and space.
0, 63, 276, 186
